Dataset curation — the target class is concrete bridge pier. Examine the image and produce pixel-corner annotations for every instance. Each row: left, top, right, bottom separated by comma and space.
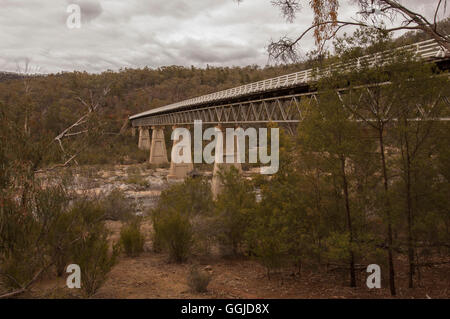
138, 127, 151, 150
149, 126, 168, 165
167, 126, 193, 180
211, 126, 243, 199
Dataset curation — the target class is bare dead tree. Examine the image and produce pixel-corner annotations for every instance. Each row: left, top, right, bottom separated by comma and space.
15, 59, 43, 136
42, 85, 111, 172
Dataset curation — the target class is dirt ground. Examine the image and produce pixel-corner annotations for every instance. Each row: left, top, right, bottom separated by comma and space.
25, 220, 450, 299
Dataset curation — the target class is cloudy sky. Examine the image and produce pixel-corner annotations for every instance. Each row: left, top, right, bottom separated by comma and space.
0, 0, 444, 74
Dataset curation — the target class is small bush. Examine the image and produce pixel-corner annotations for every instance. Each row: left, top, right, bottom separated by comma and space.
100, 188, 135, 221
72, 229, 119, 297
66, 198, 119, 297
152, 211, 193, 263
151, 177, 213, 256
214, 167, 256, 256
0, 185, 71, 288
120, 220, 145, 257
187, 266, 212, 293
252, 237, 288, 278
49, 210, 82, 277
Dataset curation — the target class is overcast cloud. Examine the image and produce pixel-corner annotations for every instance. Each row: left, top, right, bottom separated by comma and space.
0, 0, 444, 73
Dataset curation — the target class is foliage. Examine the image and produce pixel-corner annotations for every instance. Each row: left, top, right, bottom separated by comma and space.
0, 181, 119, 296
244, 29, 449, 294
120, 219, 145, 257
187, 266, 212, 293
71, 225, 119, 297
0, 197, 43, 289
100, 188, 135, 221
152, 210, 193, 263
214, 167, 257, 256
156, 177, 214, 217
151, 176, 214, 256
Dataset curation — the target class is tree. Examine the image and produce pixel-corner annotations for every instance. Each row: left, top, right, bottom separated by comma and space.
389, 56, 449, 288
151, 177, 213, 261
326, 27, 446, 294
247, 129, 311, 277
320, 29, 394, 295
214, 167, 256, 256
264, 0, 450, 61
297, 81, 378, 287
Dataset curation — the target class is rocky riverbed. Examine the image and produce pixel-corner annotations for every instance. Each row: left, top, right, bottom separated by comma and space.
38, 163, 259, 215
38, 164, 176, 214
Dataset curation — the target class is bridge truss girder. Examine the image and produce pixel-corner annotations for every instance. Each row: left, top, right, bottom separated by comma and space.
130, 86, 450, 134
131, 92, 319, 128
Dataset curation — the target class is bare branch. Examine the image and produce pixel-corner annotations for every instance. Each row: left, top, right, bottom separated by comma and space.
269, 20, 370, 61
271, 0, 301, 23
268, 0, 450, 62
0, 265, 50, 299
434, 0, 444, 31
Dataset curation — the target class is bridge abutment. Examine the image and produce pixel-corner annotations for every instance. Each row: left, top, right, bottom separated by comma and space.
149, 126, 168, 165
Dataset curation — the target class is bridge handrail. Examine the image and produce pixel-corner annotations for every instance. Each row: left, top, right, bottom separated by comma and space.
130, 37, 448, 120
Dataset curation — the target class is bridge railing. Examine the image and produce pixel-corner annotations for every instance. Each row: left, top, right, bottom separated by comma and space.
130, 37, 447, 120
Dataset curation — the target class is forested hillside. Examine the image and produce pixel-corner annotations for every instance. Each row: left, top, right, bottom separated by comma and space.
0, 58, 320, 166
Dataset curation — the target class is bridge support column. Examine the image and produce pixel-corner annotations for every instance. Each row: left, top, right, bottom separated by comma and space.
138, 127, 151, 150
149, 126, 168, 165
167, 126, 193, 180
131, 127, 136, 137
211, 126, 242, 199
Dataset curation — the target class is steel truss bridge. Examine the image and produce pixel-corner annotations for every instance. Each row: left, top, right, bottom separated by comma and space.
130, 38, 449, 129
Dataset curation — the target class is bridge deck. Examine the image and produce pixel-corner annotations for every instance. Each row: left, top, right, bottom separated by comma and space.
130, 38, 448, 124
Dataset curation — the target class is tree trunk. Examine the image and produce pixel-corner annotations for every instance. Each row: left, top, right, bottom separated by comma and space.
378, 127, 396, 296
341, 156, 356, 287
402, 117, 415, 289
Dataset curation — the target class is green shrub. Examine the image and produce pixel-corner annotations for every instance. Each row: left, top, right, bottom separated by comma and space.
151, 177, 213, 260
157, 177, 213, 217
0, 185, 71, 288
214, 167, 256, 256
251, 236, 288, 278
57, 197, 119, 296
120, 220, 145, 257
71, 228, 119, 297
48, 209, 81, 277
0, 185, 114, 293
35, 184, 79, 277
152, 210, 193, 263
100, 188, 135, 221
187, 266, 212, 293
